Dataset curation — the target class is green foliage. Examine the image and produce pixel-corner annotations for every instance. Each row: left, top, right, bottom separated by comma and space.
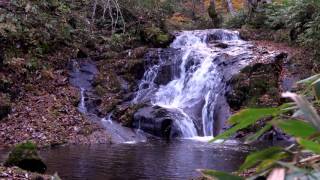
211, 108, 279, 141
236, 0, 320, 65
0, 0, 90, 57
209, 74, 320, 178
245, 123, 272, 143
274, 119, 317, 138
298, 139, 320, 154
141, 25, 173, 47
122, 0, 183, 17
224, 11, 248, 29
240, 147, 288, 172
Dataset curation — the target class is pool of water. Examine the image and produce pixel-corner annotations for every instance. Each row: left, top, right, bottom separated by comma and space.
36, 139, 251, 180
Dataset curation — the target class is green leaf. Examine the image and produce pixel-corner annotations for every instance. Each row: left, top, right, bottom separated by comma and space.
239, 147, 288, 172
229, 108, 279, 125
274, 119, 317, 138
282, 92, 320, 131
199, 169, 244, 180
211, 108, 278, 142
298, 139, 320, 154
297, 74, 320, 85
245, 124, 272, 144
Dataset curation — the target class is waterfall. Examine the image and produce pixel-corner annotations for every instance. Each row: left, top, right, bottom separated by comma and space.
78, 88, 87, 113
134, 29, 252, 138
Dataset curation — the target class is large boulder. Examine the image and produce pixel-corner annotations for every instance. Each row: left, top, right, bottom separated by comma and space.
133, 105, 193, 139
226, 55, 285, 110
4, 142, 47, 173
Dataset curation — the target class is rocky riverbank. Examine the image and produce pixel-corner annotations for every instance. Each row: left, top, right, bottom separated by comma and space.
0, 165, 54, 180
0, 62, 111, 148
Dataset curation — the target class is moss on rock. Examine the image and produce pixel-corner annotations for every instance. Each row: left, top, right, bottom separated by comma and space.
4, 142, 47, 174
226, 62, 282, 110
141, 26, 173, 48
114, 104, 146, 127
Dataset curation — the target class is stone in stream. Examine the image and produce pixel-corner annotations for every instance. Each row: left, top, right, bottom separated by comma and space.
4, 142, 47, 173
133, 106, 189, 139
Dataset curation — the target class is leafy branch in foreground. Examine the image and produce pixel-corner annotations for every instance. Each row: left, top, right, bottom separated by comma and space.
203, 74, 320, 179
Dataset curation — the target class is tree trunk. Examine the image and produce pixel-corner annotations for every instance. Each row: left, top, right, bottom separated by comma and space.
208, 0, 221, 27
225, 0, 236, 16
209, 0, 216, 9
201, 0, 206, 14
246, 0, 257, 19
192, 0, 196, 19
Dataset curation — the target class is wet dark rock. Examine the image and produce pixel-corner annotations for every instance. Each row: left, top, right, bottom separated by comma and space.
133, 105, 192, 139
77, 48, 90, 58
226, 55, 285, 110
4, 142, 47, 174
154, 64, 174, 85
124, 59, 145, 80
144, 48, 182, 85
214, 42, 229, 49
68, 58, 98, 90
212, 95, 231, 136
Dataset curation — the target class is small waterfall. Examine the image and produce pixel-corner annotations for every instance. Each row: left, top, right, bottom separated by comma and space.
133, 49, 163, 104
102, 112, 113, 124
134, 29, 253, 138
78, 88, 87, 113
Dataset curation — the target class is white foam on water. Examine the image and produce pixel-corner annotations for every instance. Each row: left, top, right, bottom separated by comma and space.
134, 29, 252, 138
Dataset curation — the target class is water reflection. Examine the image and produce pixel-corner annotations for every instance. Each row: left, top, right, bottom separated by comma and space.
40, 140, 251, 180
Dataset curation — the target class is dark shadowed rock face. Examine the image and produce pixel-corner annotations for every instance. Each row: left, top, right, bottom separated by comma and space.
226, 53, 287, 110
133, 106, 192, 139
144, 48, 182, 86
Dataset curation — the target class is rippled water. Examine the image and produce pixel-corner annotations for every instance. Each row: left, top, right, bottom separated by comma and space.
37, 140, 251, 180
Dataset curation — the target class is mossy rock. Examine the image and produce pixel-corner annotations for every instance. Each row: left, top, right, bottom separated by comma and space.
141, 26, 173, 48
226, 62, 282, 110
114, 103, 146, 127
4, 142, 47, 174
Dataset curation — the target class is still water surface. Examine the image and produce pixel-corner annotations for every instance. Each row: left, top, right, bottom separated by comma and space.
38, 139, 251, 180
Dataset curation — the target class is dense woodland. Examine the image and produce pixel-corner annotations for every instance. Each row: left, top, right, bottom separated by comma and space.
0, 0, 320, 179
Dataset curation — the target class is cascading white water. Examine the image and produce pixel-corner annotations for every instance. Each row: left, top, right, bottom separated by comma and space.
134, 29, 252, 138
78, 88, 87, 113
133, 50, 163, 104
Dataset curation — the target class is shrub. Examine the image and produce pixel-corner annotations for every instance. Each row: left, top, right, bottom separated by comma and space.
224, 11, 248, 28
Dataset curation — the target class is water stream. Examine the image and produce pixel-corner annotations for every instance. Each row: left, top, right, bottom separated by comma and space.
133, 29, 253, 138
0, 29, 260, 179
